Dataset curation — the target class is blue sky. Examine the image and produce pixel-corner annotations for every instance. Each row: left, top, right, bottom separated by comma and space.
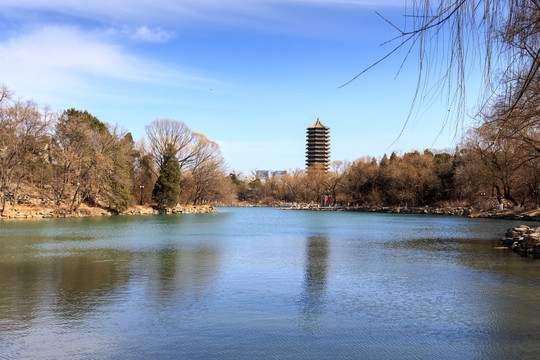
0, 0, 479, 174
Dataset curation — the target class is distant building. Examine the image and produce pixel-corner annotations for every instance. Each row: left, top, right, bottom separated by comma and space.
255, 170, 288, 182
255, 170, 270, 181
306, 118, 330, 170
271, 170, 287, 177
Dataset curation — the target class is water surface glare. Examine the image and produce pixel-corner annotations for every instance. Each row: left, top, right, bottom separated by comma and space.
1, 208, 540, 359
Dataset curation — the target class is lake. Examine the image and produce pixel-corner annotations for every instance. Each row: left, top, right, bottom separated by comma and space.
1, 207, 539, 359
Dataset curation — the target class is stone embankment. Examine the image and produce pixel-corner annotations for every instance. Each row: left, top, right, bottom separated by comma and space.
123, 204, 217, 215
501, 225, 540, 255
284, 205, 474, 216
281, 204, 540, 221
0, 205, 112, 219
0, 204, 217, 220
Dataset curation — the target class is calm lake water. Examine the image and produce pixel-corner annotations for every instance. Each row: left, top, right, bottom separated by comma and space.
1, 208, 539, 359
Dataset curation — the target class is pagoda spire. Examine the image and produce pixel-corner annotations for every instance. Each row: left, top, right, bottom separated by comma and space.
308, 118, 328, 129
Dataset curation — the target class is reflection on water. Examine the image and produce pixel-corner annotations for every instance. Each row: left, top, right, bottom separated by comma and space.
53, 254, 129, 321
1, 209, 540, 359
300, 236, 329, 325
149, 246, 222, 304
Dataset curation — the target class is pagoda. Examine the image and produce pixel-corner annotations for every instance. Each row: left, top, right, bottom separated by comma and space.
306, 118, 330, 170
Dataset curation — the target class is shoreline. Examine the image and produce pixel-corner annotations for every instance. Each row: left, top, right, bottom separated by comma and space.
0, 204, 217, 220
279, 204, 540, 222
2, 202, 538, 223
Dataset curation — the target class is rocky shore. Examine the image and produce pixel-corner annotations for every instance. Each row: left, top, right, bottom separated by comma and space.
501, 225, 540, 255
0, 204, 217, 220
281, 204, 540, 221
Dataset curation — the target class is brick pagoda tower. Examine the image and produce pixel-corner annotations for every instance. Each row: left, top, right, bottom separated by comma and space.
306, 118, 330, 170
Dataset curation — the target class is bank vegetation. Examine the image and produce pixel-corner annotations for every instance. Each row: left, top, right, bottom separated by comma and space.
230, 135, 539, 211
0, 86, 234, 217
1, 82, 538, 217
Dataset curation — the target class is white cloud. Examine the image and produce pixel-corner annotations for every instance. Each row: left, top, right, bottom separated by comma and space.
0, 0, 405, 28
131, 26, 175, 42
106, 26, 175, 43
0, 25, 213, 102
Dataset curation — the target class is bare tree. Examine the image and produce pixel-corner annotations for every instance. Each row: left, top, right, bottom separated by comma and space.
52, 109, 134, 212
303, 164, 329, 204
326, 160, 348, 205
344, 157, 380, 206
345, 1, 539, 138
145, 119, 199, 171
281, 169, 306, 203
460, 122, 531, 206
181, 134, 227, 205
0, 99, 51, 213
132, 139, 156, 205
0, 85, 13, 103
54, 113, 112, 210
484, 73, 540, 156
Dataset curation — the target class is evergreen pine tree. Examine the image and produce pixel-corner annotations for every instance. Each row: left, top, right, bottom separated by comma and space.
152, 145, 181, 210
379, 154, 389, 168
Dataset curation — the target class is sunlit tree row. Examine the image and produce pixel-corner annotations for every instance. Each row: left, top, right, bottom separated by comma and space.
1, 85, 537, 213
230, 138, 539, 209
0, 87, 232, 215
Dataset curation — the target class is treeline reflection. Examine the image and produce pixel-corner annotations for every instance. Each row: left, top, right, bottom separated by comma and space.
0, 246, 222, 330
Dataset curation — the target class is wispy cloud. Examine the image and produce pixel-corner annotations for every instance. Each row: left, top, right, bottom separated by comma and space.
0, 26, 215, 105
131, 26, 175, 42
0, 25, 213, 102
106, 26, 176, 43
0, 0, 404, 28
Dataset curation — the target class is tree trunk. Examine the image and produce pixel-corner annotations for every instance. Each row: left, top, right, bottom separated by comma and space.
503, 185, 519, 207
12, 175, 23, 205
70, 185, 80, 213
494, 185, 503, 204
0, 193, 5, 216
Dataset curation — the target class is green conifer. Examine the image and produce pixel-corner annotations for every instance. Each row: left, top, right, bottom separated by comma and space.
152, 145, 181, 210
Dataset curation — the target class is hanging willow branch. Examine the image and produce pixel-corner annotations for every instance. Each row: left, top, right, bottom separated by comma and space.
342, 0, 540, 145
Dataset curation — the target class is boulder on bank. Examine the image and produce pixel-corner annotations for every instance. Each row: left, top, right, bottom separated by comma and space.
501, 225, 540, 255
167, 204, 217, 214
121, 204, 217, 215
